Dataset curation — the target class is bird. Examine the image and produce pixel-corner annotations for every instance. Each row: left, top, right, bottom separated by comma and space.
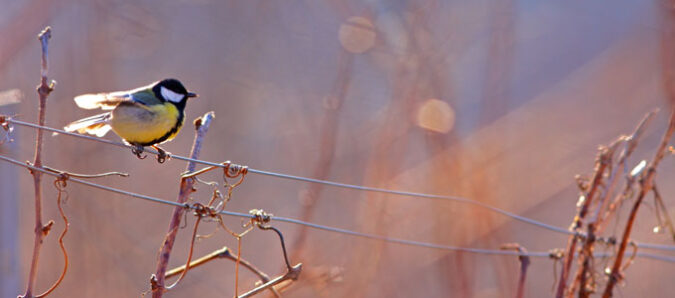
64, 78, 197, 162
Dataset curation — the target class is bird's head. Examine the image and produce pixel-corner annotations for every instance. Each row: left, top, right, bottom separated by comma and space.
152, 78, 197, 108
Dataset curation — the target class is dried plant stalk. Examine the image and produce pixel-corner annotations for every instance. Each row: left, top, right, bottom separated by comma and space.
151, 112, 215, 297
20, 26, 54, 298
602, 108, 675, 297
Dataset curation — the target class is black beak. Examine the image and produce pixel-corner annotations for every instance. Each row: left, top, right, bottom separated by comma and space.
187, 92, 198, 98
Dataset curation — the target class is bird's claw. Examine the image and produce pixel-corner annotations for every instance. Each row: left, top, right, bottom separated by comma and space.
153, 146, 170, 164
131, 145, 147, 160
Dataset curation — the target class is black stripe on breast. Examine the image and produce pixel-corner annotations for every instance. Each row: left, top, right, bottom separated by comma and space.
134, 111, 185, 147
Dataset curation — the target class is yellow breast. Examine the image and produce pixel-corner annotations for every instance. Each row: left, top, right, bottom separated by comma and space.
110, 102, 183, 146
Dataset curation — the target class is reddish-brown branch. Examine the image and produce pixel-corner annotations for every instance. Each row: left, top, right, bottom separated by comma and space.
291, 49, 353, 258
568, 112, 656, 297
555, 146, 611, 298
501, 243, 530, 298
151, 112, 215, 297
602, 108, 675, 297
20, 26, 54, 298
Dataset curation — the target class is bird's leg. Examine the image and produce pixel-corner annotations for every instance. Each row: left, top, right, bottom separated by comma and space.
131, 144, 147, 160
152, 145, 170, 164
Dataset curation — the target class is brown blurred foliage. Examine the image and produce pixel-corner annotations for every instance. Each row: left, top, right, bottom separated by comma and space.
1, 0, 674, 297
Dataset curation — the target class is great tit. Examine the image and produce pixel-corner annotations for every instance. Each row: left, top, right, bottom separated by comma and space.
64, 78, 197, 162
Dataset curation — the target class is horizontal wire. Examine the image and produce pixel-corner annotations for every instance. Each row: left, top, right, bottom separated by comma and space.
3, 119, 574, 235
0, 154, 186, 208
1, 153, 673, 262
5, 118, 675, 253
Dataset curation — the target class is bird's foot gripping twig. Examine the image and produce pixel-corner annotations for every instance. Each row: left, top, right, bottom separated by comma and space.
152, 145, 170, 164
131, 144, 147, 160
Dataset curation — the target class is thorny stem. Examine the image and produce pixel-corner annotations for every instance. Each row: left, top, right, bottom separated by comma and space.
20, 26, 53, 298
602, 108, 675, 297
152, 112, 215, 297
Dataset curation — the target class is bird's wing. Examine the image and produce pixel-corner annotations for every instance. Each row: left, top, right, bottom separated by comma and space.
73, 85, 161, 110
128, 89, 164, 106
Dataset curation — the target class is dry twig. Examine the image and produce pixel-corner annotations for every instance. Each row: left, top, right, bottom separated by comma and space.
568, 112, 656, 298
556, 145, 612, 298
236, 209, 302, 298
151, 111, 215, 297
501, 243, 530, 298
602, 108, 675, 297
165, 246, 280, 297
20, 26, 55, 298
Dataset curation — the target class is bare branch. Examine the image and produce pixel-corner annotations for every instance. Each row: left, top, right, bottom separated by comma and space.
501, 243, 530, 298
602, 108, 675, 297
151, 112, 215, 297
556, 145, 612, 298
19, 26, 54, 298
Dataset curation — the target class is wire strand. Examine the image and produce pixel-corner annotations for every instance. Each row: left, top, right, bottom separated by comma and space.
0, 153, 673, 262
4, 119, 575, 235
5, 119, 675, 253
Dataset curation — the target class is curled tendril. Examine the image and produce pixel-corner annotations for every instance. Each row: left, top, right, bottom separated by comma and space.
35, 175, 71, 298
223, 161, 248, 188
249, 209, 273, 226
192, 202, 219, 219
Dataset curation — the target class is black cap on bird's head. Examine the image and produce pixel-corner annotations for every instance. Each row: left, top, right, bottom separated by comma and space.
153, 78, 198, 105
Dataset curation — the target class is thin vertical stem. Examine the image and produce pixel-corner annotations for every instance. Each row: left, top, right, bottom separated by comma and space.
152, 112, 215, 298
20, 26, 53, 298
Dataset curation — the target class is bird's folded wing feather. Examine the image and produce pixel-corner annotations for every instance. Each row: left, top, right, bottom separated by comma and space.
74, 87, 161, 110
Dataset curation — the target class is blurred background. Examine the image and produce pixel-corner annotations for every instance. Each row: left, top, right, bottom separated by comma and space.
1, 0, 675, 297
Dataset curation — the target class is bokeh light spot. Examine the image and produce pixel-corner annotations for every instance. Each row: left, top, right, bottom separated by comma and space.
416, 99, 455, 134
338, 16, 376, 54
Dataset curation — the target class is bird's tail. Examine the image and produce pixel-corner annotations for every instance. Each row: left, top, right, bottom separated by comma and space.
64, 113, 112, 137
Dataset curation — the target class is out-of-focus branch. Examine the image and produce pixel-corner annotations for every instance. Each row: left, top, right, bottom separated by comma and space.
20, 26, 55, 298
151, 112, 215, 298
501, 243, 530, 298
602, 108, 675, 297
0, 0, 59, 73
291, 48, 353, 258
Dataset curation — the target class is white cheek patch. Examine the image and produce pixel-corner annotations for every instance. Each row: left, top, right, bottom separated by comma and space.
161, 86, 184, 103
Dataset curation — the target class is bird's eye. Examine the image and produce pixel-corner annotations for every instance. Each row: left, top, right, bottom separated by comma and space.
161, 86, 184, 103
